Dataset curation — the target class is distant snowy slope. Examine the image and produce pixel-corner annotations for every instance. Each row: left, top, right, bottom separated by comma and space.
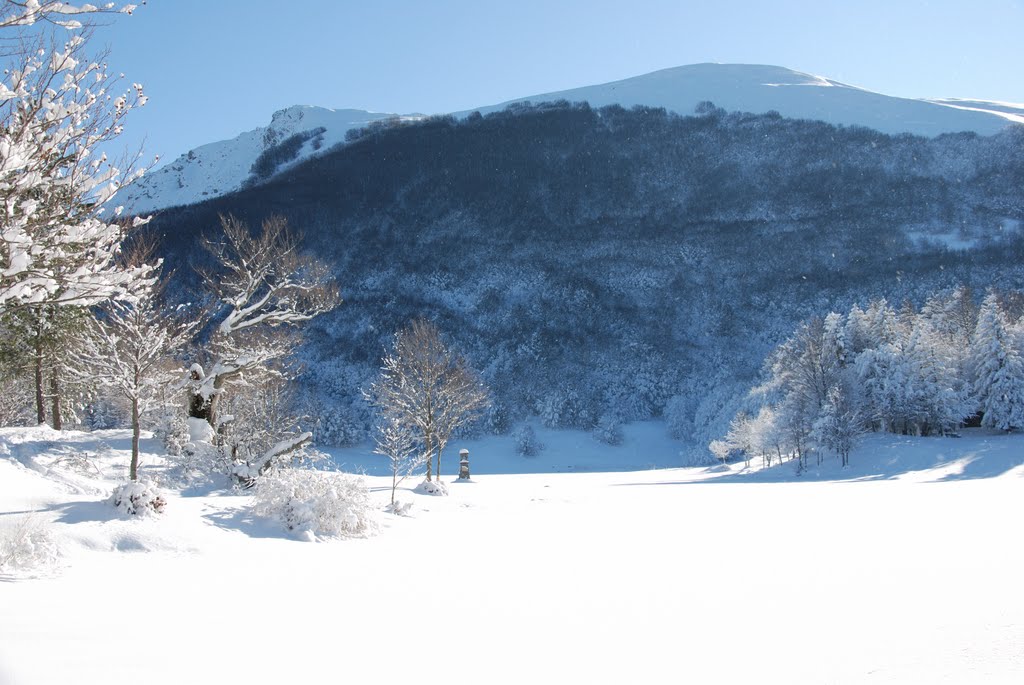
119, 64, 1019, 215
470, 64, 1014, 138
117, 106, 401, 215
925, 97, 1024, 125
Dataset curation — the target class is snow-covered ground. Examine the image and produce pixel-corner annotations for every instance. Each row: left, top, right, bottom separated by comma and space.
1, 424, 1022, 684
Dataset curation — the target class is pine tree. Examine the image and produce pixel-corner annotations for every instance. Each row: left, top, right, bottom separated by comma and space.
970, 294, 1024, 431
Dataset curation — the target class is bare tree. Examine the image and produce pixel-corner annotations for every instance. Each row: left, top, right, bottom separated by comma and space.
188, 214, 340, 484
367, 319, 489, 483
71, 247, 200, 480
372, 415, 422, 509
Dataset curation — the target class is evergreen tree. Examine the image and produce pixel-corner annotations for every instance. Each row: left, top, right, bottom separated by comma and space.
970, 294, 1024, 431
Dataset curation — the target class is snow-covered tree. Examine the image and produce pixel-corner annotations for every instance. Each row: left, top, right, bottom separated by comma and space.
366, 319, 489, 482
72, 257, 199, 480
1, 5, 151, 311
188, 214, 340, 484
372, 415, 422, 509
970, 293, 1024, 431
812, 382, 863, 467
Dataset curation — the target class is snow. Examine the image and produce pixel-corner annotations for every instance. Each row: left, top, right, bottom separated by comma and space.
1, 424, 1022, 684
925, 97, 1024, 125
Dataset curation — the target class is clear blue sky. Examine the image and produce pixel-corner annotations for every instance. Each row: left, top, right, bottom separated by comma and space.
90, 0, 1024, 168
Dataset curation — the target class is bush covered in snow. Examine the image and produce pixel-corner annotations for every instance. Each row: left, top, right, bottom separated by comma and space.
109, 481, 167, 517
385, 500, 413, 516
252, 469, 376, 540
151, 405, 190, 457
413, 478, 449, 496
514, 425, 543, 456
0, 514, 61, 574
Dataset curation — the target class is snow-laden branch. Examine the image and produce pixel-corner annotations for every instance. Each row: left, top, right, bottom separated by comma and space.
0, 2, 139, 30
1, 15, 153, 310
203, 215, 339, 338
231, 431, 313, 487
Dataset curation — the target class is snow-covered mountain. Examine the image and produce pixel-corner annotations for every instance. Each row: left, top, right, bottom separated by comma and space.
474, 64, 1017, 136
119, 63, 1019, 215
117, 107, 404, 215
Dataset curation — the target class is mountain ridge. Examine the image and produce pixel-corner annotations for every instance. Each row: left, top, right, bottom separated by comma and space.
118, 63, 1020, 215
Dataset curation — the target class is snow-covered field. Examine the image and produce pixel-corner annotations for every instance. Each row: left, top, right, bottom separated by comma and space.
1, 424, 1022, 684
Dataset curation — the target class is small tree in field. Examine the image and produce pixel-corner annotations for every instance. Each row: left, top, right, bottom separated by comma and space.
72, 248, 200, 480
367, 319, 489, 483
372, 415, 422, 510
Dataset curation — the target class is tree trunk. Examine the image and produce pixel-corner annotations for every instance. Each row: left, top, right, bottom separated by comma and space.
34, 347, 45, 425
424, 434, 433, 481
130, 397, 140, 481
49, 371, 62, 430
187, 369, 231, 432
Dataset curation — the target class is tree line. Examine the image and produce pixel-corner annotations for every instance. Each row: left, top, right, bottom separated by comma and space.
715, 287, 1024, 469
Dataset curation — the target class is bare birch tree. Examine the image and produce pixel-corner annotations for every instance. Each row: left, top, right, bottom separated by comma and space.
367, 319, 489, 483
372, 415, 421, 509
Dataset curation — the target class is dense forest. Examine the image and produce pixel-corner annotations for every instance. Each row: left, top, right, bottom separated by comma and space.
146, 101, 1024, 457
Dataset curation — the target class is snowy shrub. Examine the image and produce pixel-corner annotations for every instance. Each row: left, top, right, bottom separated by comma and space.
0, 514, 61, 575
109, 481, 167, 517
173, 439, 225, 483
413, 478, 449, 496
252, 469, 377, 540
514, 425, 543, 456
594, 414, 623, 446
151, 406, 190, 457
385, 500, 413, 516
166, 419, 227, 484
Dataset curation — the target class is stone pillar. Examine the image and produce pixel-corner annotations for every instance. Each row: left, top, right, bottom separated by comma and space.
458, 448, 470, 480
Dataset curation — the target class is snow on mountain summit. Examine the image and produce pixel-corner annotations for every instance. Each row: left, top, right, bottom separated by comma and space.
117, 106, 400, 215
471, 63, 1014, 138
119, 64, 1018, 215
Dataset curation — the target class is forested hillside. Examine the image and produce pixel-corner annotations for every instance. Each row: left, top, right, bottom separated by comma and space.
147, 102, 1024, 455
